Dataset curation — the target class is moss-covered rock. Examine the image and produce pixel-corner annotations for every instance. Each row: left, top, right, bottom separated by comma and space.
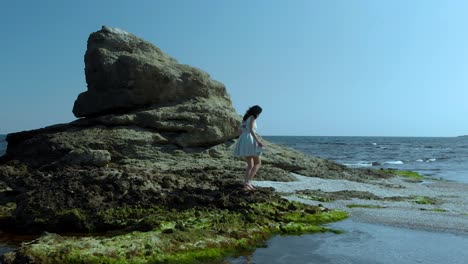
1, 200, 347, 264
0, 202, 16, 218
292, 190, 441, 207
427, 208, 448, 212
294, 189, 382, 202
380, 169, 424, 182
413, 196, 438, 205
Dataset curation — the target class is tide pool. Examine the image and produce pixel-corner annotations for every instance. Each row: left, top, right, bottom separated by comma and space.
227, 219, 468, 264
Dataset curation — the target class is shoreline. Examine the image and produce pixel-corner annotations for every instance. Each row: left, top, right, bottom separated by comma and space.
252, 173, 468, 235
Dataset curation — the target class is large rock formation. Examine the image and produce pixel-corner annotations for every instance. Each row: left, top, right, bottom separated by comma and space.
74, 26, 227, 116
73, 26, 240, 148
0, 26, 389, 238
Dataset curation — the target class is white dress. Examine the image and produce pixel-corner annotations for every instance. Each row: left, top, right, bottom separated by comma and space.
233, 116, 263, 157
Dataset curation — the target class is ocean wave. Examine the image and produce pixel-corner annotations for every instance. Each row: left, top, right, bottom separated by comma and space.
344, 161, 384, 167
344, 162, 373, 167
384, 161, 404, 165
416, 158, 437, 162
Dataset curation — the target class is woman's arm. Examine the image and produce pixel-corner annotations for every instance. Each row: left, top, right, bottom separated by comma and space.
249, 117, 263, 147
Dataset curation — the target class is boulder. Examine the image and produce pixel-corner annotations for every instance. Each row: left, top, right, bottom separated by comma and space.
73, 26, 232, 118
72, 26, 241, 147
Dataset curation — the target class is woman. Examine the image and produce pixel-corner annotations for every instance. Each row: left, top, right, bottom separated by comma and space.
233, 105, 264, 191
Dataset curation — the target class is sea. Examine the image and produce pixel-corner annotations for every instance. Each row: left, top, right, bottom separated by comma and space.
228, 136, 468, 264
263, 136, 468, 183
1, 135, 468, 263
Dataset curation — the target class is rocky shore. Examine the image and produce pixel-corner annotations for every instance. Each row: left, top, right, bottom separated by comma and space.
256, 173, 468, 234
0, 26, 390, 263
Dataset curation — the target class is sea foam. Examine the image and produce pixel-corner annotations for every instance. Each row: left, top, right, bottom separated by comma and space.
384, 161, 404, 165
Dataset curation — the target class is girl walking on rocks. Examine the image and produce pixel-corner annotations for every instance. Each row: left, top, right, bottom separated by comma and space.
233, 105, 264, 191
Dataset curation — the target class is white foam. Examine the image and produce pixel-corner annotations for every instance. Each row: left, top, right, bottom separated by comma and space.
384, 161, 404, 165
416, 159, 424, 162
426, 158, 436, 162
372, 143, 377, 146
344, 163, 373, 167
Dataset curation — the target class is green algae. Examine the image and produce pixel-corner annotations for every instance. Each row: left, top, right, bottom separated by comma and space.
0, 202, 16, 217
413, 196, 437, 205
428, 208, 448, 212
296, 193, 334, 202
295, 189, 381, 202
9, 201, 348, 264
395, 170, 423, 179
57, 209, 88, 222
381, 169, 424, 181
292, 190, 441, 210
346, 204, 386, 209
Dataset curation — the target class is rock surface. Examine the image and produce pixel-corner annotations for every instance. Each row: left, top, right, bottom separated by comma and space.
74, 26, 232, 116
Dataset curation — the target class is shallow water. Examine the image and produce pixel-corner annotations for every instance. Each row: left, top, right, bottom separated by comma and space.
3, 220, 468, 264
227, 219, 468, 264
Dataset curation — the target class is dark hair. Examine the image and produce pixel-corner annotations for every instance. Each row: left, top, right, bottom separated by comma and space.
242, 105, 263, 121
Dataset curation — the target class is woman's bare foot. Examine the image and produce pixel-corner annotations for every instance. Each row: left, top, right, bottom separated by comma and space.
243, 182, 254, 191
246, 182, 255, 190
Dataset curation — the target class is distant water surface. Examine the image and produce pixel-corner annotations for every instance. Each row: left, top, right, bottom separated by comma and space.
264, 136, 468, 183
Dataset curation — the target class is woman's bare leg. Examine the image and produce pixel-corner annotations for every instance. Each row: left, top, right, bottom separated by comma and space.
244, 157, 254, 190
246, 156, 261, 188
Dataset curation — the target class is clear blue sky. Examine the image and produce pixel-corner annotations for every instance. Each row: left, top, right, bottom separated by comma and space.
1, 0, 467, 136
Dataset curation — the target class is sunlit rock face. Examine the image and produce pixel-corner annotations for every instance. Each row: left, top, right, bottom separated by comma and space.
72, 26, 241, 147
